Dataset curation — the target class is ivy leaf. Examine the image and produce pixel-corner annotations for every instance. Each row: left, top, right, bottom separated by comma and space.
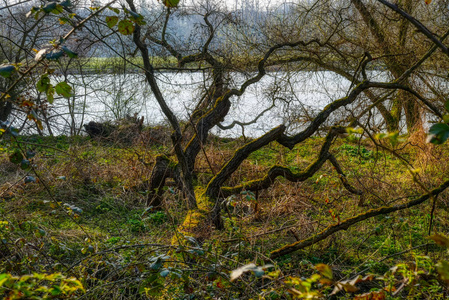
428, 123, 449, 144
62, 46, 78, 58
25, 176, 37, 184
117, 19, 134, 35
9, 150, 23, 164
0, 65, 16, 78
42, 2, 63, 14
20, 159, 31, 170
105, 16, 119, 28
128, 10, 140, 19
46, 50, 64, 60
150, 258, 163, 270
42, 2, 57, 13
253, 268, 265, 278
55, 82, 73, 98
60, 0, 72, 8
160, 269, 170, 277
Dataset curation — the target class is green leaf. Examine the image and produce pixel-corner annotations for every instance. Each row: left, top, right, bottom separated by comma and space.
60, 0, 72, 8
160, 269, 170, 277
9, 150, 23, 164
117, 19, 134, 35
428, 123, 449, 144
150, 259, 163, 270
62, 46, 77, 58
42, 2, 63, 14
105, 16, 119, 28
46, 50, 64, 60
50, 285, 62, 296
20, 159, 31, 170
59, 17, 69, 24
0, 65, 16, 78
25, 176, 37, 184
42, 2, 57, 13
55, 82, 73, 98
128, 10, 141, 19
253, 269, 265, 277
37, 75, 51, 92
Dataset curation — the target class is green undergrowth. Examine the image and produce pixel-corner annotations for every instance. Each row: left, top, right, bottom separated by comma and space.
1, 134, 449, 299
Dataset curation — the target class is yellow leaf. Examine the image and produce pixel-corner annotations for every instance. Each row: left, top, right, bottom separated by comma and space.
428, 233, 449, 248
424, 0, 431, 4
316, 264, 333, 279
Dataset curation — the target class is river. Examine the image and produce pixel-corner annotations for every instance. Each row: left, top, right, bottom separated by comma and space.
42, 70, 390, 137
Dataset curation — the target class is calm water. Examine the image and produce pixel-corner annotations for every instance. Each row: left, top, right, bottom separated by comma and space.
41, 70, 390, 137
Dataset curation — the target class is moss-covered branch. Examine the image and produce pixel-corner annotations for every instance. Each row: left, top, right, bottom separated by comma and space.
218, 127, 345, 197
270, 178, 449, 259
206, 125, 287, 199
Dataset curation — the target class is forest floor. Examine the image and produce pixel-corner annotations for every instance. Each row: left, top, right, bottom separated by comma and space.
1, 128, 449, 299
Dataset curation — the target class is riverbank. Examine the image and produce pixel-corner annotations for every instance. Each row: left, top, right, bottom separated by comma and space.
1, 132, 448, 298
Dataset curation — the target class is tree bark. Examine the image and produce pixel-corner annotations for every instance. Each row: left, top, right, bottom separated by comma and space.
147, 155, 181, 207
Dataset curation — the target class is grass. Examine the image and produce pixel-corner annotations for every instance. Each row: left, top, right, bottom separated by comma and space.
1, 131, 449, 299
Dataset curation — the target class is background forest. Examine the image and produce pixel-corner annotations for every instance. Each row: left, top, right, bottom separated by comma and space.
2, 0, 449, 298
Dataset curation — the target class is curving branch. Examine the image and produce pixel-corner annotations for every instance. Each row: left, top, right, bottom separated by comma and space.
270, 178, 449, 259
217, 100, 275, 130
277, 80, 371, 149
206, 125, 287, 198
217, 127, 346, 197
